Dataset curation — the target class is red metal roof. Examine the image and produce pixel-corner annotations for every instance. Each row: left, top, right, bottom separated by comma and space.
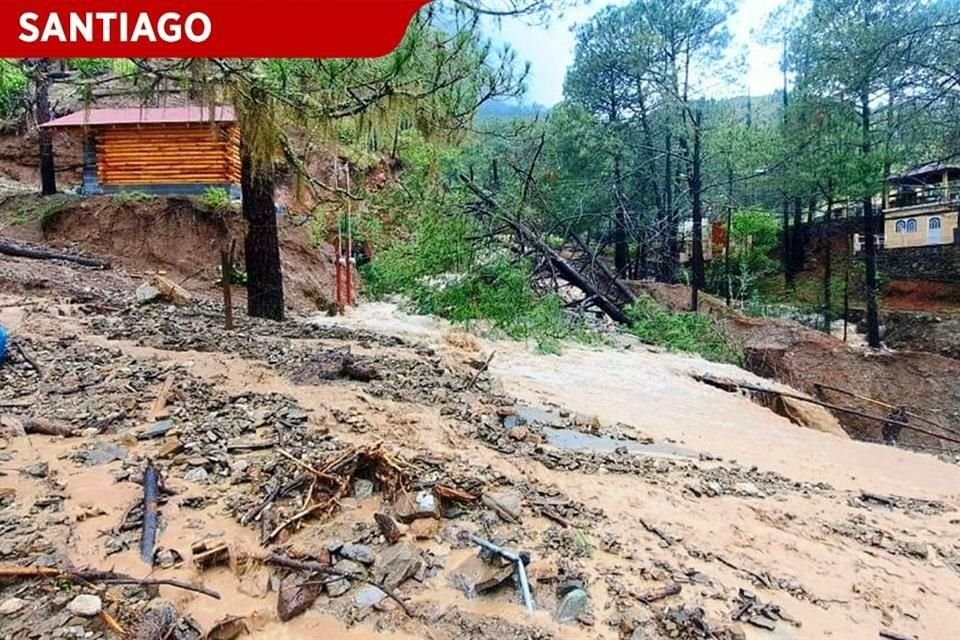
41, 105, 235, 128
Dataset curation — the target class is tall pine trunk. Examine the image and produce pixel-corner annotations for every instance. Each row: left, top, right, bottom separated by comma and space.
689, 109, 705, 311
661, 131, 678, 282
34, 59, 56, 196
791, 196, 805, 275
782, 201, 792, 287
860, 93, 882, 348
613, 156, 629, 274
241, 145, 284, 321
822, 197, 834, 332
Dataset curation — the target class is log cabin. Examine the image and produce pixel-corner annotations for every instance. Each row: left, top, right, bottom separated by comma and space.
42, 105, 240, 197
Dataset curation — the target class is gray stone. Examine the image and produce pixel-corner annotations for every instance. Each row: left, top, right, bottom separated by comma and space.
450, 555, 515, 598
137, 419, 174, 440
353, 479, 375, 500
325, 578, 351, 597
555, 588, 588, 623
135, 283, 162, 304
0, 598, 27, 615
481, 490, 522, 522
375, 543, 423, 589
340, 543, 376, 565
735, 482, 764, 498
23, 462, 49, 478
704, 481, 723, 497
66, 594, 102, 617
394, 491, 437, 523
354, 586, 386, 609
333, 559, 364, 576
82, 443, 127, 466
183, 467, 209, 484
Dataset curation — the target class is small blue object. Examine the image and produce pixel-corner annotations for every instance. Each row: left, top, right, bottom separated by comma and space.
0, 324, 7, 365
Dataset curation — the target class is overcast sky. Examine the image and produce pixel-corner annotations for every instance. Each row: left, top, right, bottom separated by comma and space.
489, 0, 787, 106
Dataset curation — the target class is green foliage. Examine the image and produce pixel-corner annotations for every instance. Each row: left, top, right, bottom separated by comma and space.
624, 295, 741, 364
364, 136, 603, 353
216, 263, 248, 286
198, 188, 232, 211
0, 61, 27, 121
68, 59, 112, 78
114, 190, 153, 207
11, 195, 69, 228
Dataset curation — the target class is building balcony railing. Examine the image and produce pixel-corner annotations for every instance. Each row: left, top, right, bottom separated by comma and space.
887, 184, 960, 210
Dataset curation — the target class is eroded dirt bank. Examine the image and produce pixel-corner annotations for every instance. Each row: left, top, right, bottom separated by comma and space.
1, 261, 959, 640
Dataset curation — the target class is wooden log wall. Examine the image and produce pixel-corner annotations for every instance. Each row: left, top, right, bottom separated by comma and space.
96, 123, 241, 186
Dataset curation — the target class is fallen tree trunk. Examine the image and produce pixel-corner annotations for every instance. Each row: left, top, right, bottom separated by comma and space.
0, 240, 111, 269
460, 176, 630, 324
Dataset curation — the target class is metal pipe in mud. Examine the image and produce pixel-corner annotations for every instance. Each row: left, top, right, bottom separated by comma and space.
140, 461, 159, 564
469, 534, 535, 613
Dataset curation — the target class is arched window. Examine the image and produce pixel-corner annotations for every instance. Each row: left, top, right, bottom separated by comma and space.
930, 217, 942, 230
895, 220, 907, 233
906, 218, 918, 233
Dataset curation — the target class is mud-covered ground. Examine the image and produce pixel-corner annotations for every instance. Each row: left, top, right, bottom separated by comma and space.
1, 255, 959, 640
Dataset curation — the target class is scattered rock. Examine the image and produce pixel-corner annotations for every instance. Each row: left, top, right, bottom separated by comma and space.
81, 442, 127, 466
450, 555, 515, 598
277, 580, 322, 622
183, 467, 210, 484
0, 597, 27, 615
66, 594, 102, 617
394, 491, 438, 523
376, 543, 424, 589
354, 585, 387, 609
22, 462, 49, 478
138, 419, 174, 440
555, 588, 589, 623
481, 490, 522, 523
408, 518, 439, 540
325, 577, 351, 597
353, 479, 375, 500
340, 543, 376, 566
135, 282, 162, 304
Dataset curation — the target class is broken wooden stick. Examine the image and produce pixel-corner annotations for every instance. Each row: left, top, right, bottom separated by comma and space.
699, 375, 960, 446
0, 239, 111, 269
147, 374, 175, 422
463, 351, 495, 391
815, 382, 960, 438
636, 582, 682, 604
0, 566, 219, 599
22, 417, 74, 437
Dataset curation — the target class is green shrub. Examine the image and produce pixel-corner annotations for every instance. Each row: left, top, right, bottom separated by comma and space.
625, 295, 741, 364
12, 195, 69, 228
363, 207, 603, 353
0, 61, 27, 121
198, 187, 232, 211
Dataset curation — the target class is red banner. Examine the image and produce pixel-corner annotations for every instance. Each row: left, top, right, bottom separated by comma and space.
0, 0, 431, 57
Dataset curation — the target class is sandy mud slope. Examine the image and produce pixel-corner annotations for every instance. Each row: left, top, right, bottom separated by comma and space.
1, 278, 959, 640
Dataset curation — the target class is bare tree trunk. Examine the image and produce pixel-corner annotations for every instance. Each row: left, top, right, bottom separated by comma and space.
613, 156, 629, 274
661, 131, 678, 282
782, 200, 793, 287
860, 92, 882, 348
791, 196, 805, 275
689, 109, 705, 311
822, 197, 834, 332
34, 59, 56, 196
241, 145, 284, 321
